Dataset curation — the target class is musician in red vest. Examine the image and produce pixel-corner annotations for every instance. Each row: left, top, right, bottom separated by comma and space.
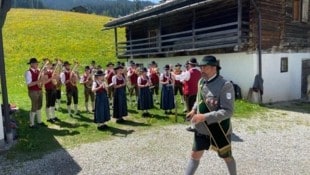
81, 66, 95, 113
24, 58, 47, 128
172, 63, 185, 104
148, 61, 160, 104
127, 61, 139, 104
185, 55, 236, 175
60, 61, 79, 116
43, 62, 60, 123
181, 58, 201, 113
104, 62, 115, 105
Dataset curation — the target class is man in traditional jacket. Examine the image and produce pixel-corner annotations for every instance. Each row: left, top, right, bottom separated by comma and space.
185, 55, 237, 175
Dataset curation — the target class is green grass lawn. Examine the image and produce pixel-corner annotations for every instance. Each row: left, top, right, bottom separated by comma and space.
1, 9, 267, 161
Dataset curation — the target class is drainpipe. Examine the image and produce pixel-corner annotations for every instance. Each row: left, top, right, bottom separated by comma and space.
250, 0, 263, 102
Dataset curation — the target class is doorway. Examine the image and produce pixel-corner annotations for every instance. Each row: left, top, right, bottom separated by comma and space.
301, 59, 310, 99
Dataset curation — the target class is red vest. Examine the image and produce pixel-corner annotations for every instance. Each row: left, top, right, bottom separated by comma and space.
183, 68, 201, 96
149, 69, 159, 84
64, 71, 73, 90
106, 70, 114, 84
128, 68, 138, 85
28, 69, 41, 91
83, 73, 93, 88
45, 70, 55, 90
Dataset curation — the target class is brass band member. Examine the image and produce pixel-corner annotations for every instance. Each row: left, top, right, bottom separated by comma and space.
160, 64, 175, 114
104, 62, 115, 105
54, 62, 62, 111
89, 60, 97, 74
24, 58, 47, 128
173, 63, 185, 104
60, 61, 79, 116
182, 58, 201, 113
127, 61, 139, 104
185, 55, 236, 175
43, 62, 60, 123
80, 66, 95, 113
148, 61, 160, 104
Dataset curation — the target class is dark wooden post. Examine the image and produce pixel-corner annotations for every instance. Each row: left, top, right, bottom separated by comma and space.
114, 28, 118, 57
237, 0, 242, 48
0, 0, 12, 145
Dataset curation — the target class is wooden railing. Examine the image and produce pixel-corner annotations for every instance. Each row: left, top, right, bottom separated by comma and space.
116, 21, 249, 57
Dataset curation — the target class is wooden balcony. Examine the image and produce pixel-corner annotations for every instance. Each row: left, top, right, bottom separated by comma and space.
116, 21, 249, 58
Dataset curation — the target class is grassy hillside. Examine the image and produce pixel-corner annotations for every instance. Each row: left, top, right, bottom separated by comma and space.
3, 8, 120, 104
1, 9, 129, 159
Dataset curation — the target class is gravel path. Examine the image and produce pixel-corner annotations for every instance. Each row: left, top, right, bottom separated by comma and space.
0, 109, 309, 175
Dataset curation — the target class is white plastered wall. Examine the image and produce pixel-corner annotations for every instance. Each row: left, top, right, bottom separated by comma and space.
261, 52, 310, 103
130, 51, 310, 103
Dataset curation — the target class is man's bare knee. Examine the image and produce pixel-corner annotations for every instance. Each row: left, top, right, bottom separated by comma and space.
191, 150, 204, 160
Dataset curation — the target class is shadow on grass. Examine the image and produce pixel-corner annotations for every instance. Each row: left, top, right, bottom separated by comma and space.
151, 114, 170, 120
2, 108, 82, 174
104, 126, 135, 137
117, 119, 151, 127
73, 113, 93, 123
56, 120, 90, 129
127, 109, 139, 114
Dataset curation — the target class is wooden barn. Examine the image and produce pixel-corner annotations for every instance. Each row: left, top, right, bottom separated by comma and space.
70, 6, 89, 14
104, 0, 310, 103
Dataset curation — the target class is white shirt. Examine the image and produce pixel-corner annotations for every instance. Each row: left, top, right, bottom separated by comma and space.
60, 71, 68, 85
25, 68, 38, 85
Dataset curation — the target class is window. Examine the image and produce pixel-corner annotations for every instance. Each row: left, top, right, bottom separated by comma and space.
281, 57, 288, 73
293, 0, 309, 22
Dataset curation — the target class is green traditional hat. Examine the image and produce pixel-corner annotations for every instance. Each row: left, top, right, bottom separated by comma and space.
199, 55, 219, 67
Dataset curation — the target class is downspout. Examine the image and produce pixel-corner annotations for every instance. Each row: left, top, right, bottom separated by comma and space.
250, 0, 263, 102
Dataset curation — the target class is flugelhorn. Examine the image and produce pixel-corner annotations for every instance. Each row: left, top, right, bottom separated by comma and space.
37, 58, 50, 87
70, 60, 79, 86
51, 58, 62, 85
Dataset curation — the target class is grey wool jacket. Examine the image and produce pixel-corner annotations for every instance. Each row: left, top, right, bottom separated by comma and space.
192, 75, 235, 136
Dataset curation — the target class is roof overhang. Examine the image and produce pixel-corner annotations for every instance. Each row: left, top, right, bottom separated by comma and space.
104, 0, 222, 29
